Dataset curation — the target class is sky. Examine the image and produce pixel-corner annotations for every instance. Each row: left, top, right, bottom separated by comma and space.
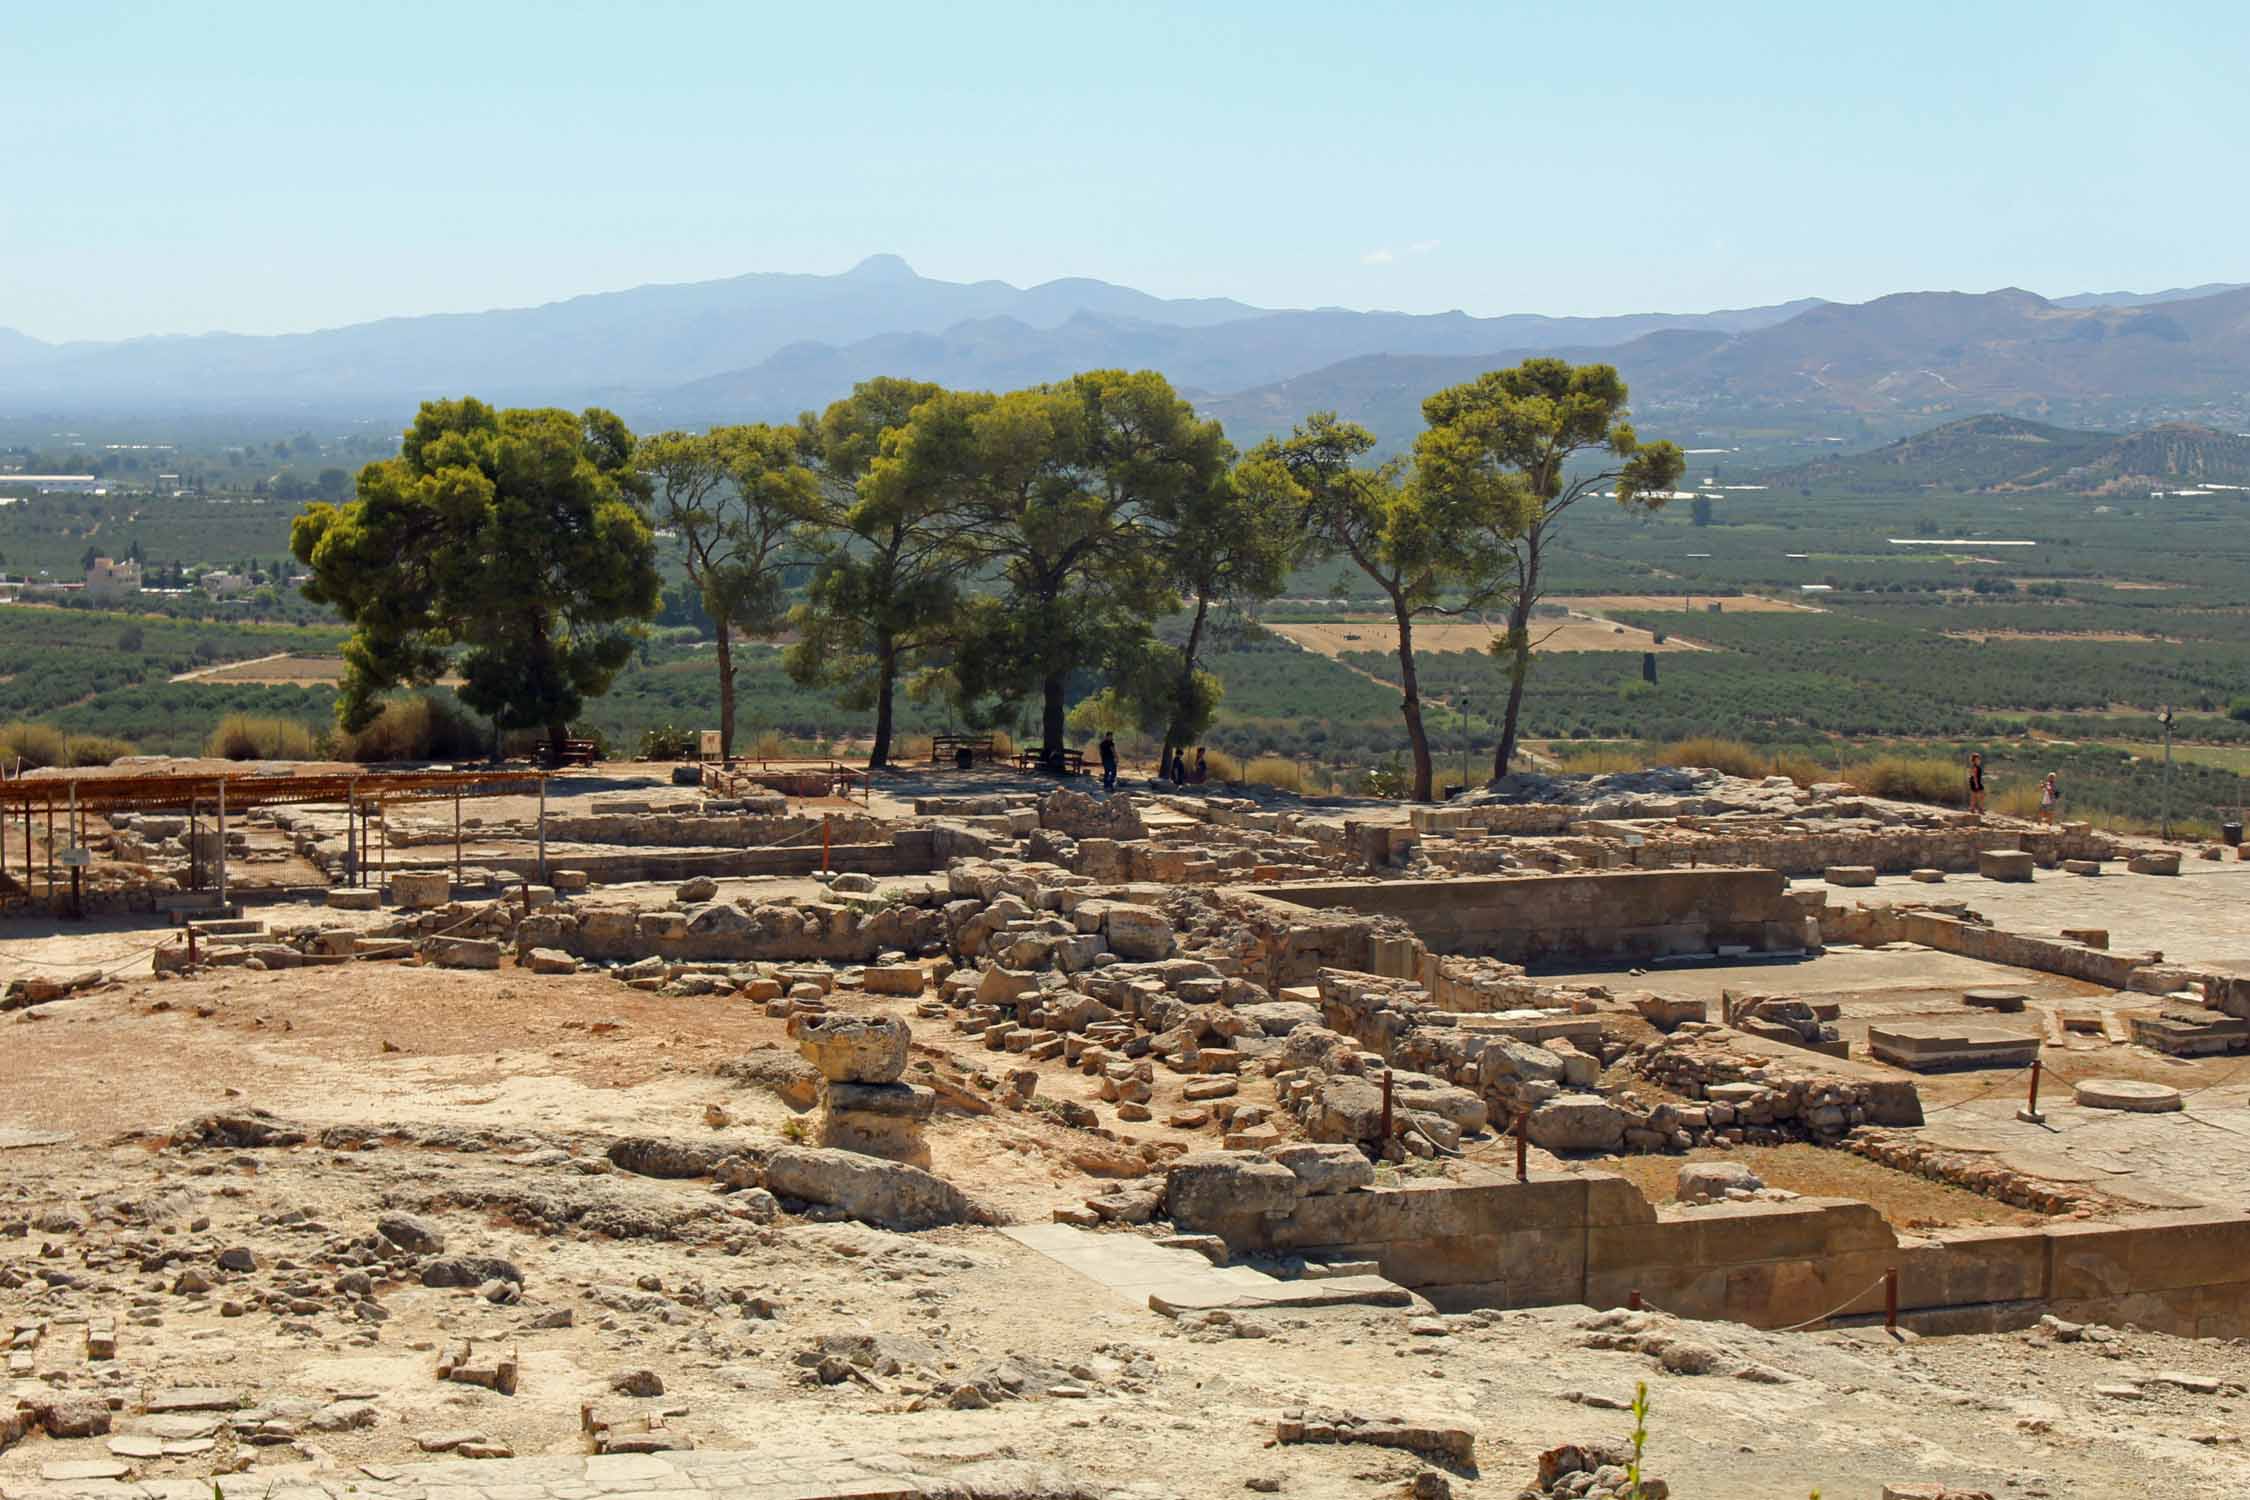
5, 0, 2246, 343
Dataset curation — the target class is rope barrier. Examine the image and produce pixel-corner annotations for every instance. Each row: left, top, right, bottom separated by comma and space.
1771, 1272, 1894, 1334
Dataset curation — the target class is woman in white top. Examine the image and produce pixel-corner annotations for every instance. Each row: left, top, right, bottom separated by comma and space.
2039, 773, 2060, 826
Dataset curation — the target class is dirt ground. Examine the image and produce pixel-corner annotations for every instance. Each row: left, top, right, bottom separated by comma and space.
1595, 1143, 2049, 1231
7, 956, 2248, 1499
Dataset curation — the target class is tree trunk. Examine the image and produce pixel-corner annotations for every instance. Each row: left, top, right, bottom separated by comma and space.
714, 621, 736, 761
869, 635, 898, 770
1162, 594, 1211, 767
546, 721, 566, 767
1392, 596, 1434, 802
1041, 672, 1067, 766
1493, 534, 1540, 780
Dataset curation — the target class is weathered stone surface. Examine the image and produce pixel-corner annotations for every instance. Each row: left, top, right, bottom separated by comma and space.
1269, 1142, 1375, 1196
606, 1136, 728, 1178
676, 876, 719, 902
426, 937, 501, 969
2072, 1078, 2183, 1112
389, 871, 450, 909
1977, 849, 2035, 882
2128, 850, 2181, 876
794, 1013, 910, 1084
1526, 1096, 1629, 1154
715, 1049, 822, 1111
1103, 904, 1175, 962
1824, 866, 1877, 887
1166, 1150, 1303, 1229
377, 1212, 446, 1254
762, 1146, 987, 1229
525, 947, 579, 975
1677, 1161, 1762, 1203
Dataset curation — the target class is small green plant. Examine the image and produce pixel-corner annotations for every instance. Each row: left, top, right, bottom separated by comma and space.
778, 1117, 808, 1143
1623, 1380, 1650, 1498
638, 723, 697, 760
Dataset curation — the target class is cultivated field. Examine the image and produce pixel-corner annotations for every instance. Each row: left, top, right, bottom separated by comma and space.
1270, 615, 1701, 657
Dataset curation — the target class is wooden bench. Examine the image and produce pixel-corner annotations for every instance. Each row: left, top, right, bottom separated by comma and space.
1015, 748, 1086, 775
547, 738, 600, 768
931, 733, 996, 768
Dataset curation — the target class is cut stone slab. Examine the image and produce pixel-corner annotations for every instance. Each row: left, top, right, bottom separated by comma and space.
1824, 865, 1877, 887
106, 1434, 164, 1459
1962, 988, 2028, 1013
1002, 1222, 1409, 1316
145, 1387, 240, 1413
1908, 868, 1946, 883
2128, 850, 2181, 876
2060, 927, 2108, 947
42, 1461, 132, 1482
1977, 848, 2035, 882
2073, 1078, 2183, 1112
325, 888, 380, 910
2129, 1007, 2250, 1056
1867, 1021, 2040, 1072
2062, 860, 2102, 877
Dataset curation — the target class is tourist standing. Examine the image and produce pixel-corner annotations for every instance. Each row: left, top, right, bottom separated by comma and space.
2040, 772, 2060, 825
1967, 752, 1986, 818
1098, 732, 1117, 792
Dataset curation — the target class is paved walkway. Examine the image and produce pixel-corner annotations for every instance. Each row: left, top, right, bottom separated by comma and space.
999, 1224, 1409, 1315
1859, 861, 2250, 974
2, 1447, 1102, 1500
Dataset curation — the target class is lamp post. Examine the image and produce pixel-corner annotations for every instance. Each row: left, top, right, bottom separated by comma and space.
2161, 705, 2175, 840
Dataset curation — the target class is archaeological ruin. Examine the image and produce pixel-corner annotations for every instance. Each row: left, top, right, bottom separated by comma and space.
4, 755, 2249, 1499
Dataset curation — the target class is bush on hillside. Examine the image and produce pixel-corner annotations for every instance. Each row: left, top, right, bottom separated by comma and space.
205, 713, 319, 761
335, 696, 488, 763
1844, 755, 1965, 806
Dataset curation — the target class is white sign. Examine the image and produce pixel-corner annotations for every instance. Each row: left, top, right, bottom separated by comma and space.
699, 730, 723, 759
58, 847, 91, 867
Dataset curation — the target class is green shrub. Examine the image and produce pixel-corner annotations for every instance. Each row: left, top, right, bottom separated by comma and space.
638, 723, 697, 760
205, 713, 318, 761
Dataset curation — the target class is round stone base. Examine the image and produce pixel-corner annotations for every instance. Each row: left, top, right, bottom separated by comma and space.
2072, 1078, 2183, 1113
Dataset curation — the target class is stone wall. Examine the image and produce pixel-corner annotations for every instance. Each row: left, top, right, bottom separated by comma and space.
522, 897, 946, 964
1246, 868, 1802, 966
1169, 1153, 2250, 1336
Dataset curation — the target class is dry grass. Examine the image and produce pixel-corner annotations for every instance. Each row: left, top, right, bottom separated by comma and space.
1551, 745, 1646, 775
1844, 754, 1966, 807
335, 696, 489, 764
205, 713, 319, 761
0, 722, 135, 769
1598, 1144, 2049, 1230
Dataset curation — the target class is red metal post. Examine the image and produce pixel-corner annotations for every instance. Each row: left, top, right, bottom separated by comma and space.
2027, 1058, 2042, 1116
1628, 1289, 1643, 1311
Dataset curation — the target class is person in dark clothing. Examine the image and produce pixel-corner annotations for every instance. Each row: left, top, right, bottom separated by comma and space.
1189, 747, 1208, 785
1098, 732, 1118, 792
1967, 752, 1986, 818
1168, 748, 1186, 785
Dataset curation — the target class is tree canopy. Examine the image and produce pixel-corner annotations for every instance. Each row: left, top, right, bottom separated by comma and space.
291, 397, 661, 756
1415, 358, 1684, 779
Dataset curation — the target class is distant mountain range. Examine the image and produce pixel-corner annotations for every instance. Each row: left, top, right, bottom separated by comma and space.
2, 260, 2248, 448
1198, 285, 2250, 446
1748, 413, 2250, 494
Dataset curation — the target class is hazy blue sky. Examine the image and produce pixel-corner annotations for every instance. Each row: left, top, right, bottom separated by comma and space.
7, 0, 2243, 342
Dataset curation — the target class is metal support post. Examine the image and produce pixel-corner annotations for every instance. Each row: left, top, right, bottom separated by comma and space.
537, 776, 548, 885
2017, 1057, 2045, 1124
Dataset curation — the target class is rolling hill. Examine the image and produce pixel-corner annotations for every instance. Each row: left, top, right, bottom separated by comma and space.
1749, 414, 2250, 494
0, 256, 1819, 416
1195, 286, 2250, 448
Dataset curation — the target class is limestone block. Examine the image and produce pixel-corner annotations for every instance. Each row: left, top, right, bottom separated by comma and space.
1824, 866, 1877, 887
1527, 1096, 1629, 1154
525, 948, 579, 975
325, 888, 380, 910
2062, 860, 2101, 877
1977, 849, 2035, 882
1269, 1142, 1375, 1196
389, 871, 450, 909
1165, 1151, 1303, 1230
793, 1013, 910, 1084
550, 869, 590, 891
426, 937, 501, 970
1677, 1160, 1763, 1202
1103, 904, 1175, 962
862, 964, 926, 996
2127, 850, 2181, 876
762, 1146, 982, 1229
